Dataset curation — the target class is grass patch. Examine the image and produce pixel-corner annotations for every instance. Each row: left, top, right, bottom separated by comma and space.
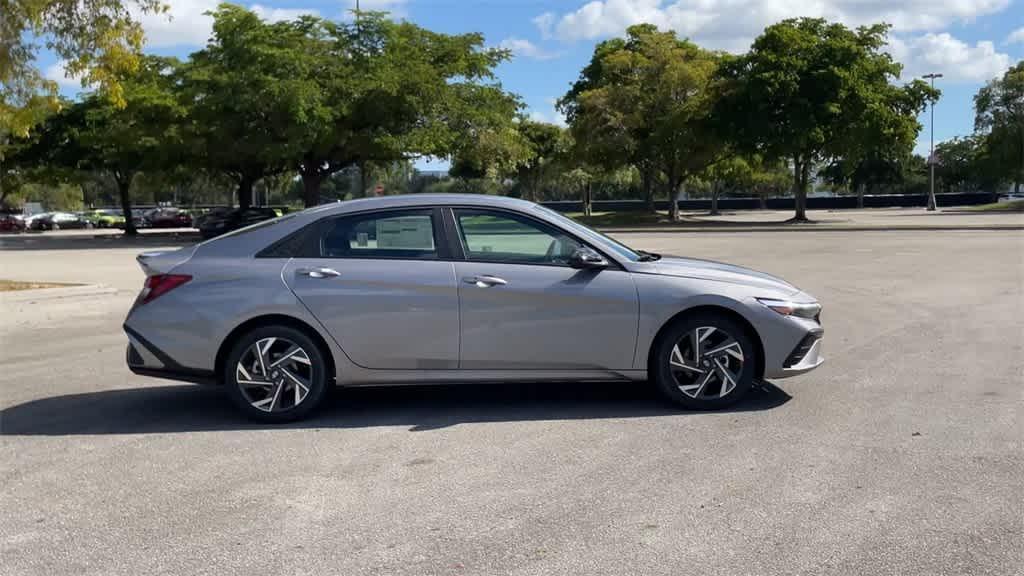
0, 279, 79, 292
964, 199, 1024, 212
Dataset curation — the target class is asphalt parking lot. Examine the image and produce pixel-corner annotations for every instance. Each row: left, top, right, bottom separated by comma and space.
1, 228, 1022, 575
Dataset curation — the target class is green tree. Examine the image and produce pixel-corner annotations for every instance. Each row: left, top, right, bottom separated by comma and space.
2, 0, 165, 137
563, 25, 723, 221
749, 158, 793, 208
447, 121, 530, 182
23, 55, 183, 234
181, 7, 519, 208
717, 18, 935, 220
514, 120, 565, 201
703, 155, 754, 215
934, 136, 1002, 193
974, 61, 1024, 194
179, 5, 316, 209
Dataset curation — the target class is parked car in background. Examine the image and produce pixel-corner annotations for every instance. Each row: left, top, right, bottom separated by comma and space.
83, 209, 127, 229
126, 194, 824, 422
197, 207, 278, 239
22, 212, 53, 229
0, 214, 27, 232
131, 208, 151, 229
193, 207, 231, 230
30, 212, 93, 231
144, 207, 193, 229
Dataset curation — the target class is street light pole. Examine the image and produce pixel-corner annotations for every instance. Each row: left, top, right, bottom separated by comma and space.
923, 73, 943, 211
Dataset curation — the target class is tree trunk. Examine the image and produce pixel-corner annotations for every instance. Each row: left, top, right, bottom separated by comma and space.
116, 175, 137, 236
759, 192, 767, 210
857, 183, 865, 209
359, 160, 367, 198
642, 168, 655, 213
300, 170, 325, 208
1017, 129, 1023, 195
524, 174, 537, 202
792, 156, 809, 222
582, 182, 593, 217
669, 179, 682, 222
237, 176, 254, 209
710, 182, 721, 216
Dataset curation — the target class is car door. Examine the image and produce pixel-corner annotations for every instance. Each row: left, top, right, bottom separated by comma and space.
451, 207, 638, 370
283, 207, 460, 370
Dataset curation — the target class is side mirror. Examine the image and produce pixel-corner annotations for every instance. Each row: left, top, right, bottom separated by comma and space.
568, 246, 609, 270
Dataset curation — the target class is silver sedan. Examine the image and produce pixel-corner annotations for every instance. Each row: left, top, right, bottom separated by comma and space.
124, 194, 823, 422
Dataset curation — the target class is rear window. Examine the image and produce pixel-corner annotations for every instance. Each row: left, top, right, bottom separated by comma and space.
210, 213, 295, 242
319, 209, 439, 259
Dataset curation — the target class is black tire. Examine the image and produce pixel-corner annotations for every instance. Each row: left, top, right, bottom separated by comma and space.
651, 312, 758, 410
222, 325, 330, 422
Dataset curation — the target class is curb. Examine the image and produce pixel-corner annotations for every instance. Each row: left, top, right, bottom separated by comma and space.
597, 224, 1024, 234
0, 283, 119, 303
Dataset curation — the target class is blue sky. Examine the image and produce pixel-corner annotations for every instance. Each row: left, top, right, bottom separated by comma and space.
42, 0, 1024, 165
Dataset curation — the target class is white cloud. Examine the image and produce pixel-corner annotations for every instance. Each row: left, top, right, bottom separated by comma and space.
133, 2, 320, 48
888, 33, 1011, 83
533, 12, 556, 39
499, 37, 560, 60
44, 60, 88, 90
132, 0, 217, 47
541, 0, 1011, 52
250, 4, 319, 22
528, 99, 568, 127
1007, 27, 1024, 44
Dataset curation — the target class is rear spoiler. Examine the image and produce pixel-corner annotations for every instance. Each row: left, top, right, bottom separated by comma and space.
136, 247, 197, 276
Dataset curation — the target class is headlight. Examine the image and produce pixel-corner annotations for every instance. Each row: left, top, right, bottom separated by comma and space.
757, 298, 821, 320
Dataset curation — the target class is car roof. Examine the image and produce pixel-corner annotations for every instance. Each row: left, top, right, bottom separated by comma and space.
301, 194, 537, 218
197, 194, 605, 261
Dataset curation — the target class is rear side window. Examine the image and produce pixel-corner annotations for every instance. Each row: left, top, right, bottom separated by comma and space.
319, 209, 439, 260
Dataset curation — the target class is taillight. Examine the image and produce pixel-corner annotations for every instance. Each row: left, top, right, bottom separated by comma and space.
139, 274, 191, 305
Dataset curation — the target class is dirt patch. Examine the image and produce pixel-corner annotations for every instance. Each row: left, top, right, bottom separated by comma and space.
0, 279, 81, 292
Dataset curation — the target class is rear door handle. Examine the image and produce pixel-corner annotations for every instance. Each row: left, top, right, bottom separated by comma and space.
463, 275, 507, 287
298, 267, 340, 279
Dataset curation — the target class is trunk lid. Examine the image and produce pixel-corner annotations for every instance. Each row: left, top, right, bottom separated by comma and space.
136, 246, 197, 276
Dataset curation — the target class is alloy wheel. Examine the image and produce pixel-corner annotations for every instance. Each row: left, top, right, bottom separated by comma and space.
235, 337, 313, 413
668, 326, 745, 399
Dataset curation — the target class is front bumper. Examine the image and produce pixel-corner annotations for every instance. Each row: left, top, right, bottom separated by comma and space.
749, 291, 825, 379
777, 329, 824, 376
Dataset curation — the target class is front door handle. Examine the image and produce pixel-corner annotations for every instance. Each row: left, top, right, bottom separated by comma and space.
463, 275, 507, 288
298, 267, 340, 279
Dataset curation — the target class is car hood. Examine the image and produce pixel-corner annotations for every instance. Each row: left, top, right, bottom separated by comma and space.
648, 256, 799, 295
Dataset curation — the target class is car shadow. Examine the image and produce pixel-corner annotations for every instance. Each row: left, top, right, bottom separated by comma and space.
0, 380, 791, 436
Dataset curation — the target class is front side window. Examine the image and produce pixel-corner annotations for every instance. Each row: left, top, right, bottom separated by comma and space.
454, 209, 582, 265
321, 209, 438, 259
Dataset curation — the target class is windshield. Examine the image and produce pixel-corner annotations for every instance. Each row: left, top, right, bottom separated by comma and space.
533, 205, 642, 262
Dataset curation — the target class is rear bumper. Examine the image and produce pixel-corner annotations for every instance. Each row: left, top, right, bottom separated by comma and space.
125, 326, 217, 385
128, 362, 218, 385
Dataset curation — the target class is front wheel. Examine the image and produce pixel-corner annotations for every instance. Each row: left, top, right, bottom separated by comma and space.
223, 326, 330, 422
652, 313, 758, 410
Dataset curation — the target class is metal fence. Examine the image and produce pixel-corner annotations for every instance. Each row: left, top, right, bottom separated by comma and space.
540, 192, 998, 213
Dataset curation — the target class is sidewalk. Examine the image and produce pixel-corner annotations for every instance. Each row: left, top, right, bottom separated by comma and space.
597, 207, 1024, 233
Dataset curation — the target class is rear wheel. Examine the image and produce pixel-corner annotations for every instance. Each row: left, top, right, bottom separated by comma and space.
223, 325, 330, 422
652, 313, 757, 410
